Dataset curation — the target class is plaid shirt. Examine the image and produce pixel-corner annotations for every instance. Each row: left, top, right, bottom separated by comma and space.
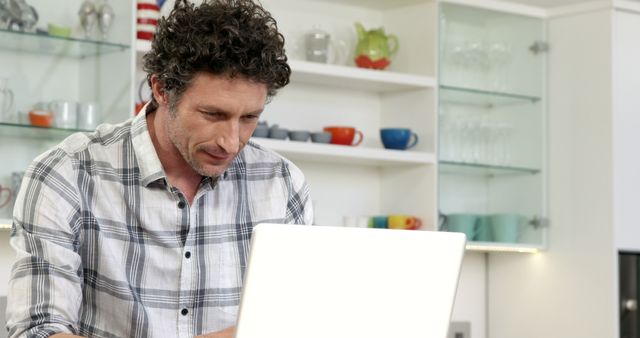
6, 111, 313, 338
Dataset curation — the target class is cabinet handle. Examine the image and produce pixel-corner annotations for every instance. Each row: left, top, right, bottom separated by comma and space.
528, 216, 549, 229
529, 41, 549, 55
622, 299, 638, 313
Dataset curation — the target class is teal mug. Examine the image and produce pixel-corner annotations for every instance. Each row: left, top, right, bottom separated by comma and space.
489, 214, 525, 243
443, 213, 479, 241
475, 215, 493, 242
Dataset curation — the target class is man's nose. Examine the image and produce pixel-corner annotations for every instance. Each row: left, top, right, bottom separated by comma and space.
217, 120, 240, 154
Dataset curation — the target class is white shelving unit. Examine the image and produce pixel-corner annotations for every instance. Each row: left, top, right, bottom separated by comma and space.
289, 60, 436, 92
253, 138, 436, 166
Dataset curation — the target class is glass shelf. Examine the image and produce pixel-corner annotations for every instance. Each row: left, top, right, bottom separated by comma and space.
0, 122, 91, 140
0, 28, 130, 58
439, 160, 540, 176
439, 85, 541, 107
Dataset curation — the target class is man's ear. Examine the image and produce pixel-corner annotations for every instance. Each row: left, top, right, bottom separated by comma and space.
150, 74, 169, 106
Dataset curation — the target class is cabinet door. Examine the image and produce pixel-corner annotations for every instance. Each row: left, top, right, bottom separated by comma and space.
437, 3, 546, 251
613, 9, 640, 252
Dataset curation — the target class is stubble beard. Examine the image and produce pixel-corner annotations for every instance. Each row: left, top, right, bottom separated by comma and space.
167, 106, 222, 178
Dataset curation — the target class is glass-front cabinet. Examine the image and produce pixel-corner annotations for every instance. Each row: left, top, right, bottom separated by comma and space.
438, 3, 547, 252
0, 1, 134, 228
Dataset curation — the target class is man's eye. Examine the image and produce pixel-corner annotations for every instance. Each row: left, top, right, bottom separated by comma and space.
243, 115, 259, 120
204, 111, 221, 118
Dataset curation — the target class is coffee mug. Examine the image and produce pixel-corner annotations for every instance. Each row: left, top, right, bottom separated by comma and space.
380, 128, 418, 150
474, 215, 493, 242
0, 184, 14, 209
490, 213, 525, 243
388, 215, 422, 230
444, 213, 478, 240
343, 216, 370, 228
0, 77, 14, 121
368, 216, 388, 229
288, 130, 311, 142
310, 131, 331, 144
49, 100, 77, 129
323, 126, 363, 146
77, 102, 100, 130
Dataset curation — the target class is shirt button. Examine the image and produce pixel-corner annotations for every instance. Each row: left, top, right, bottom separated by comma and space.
177, 201, 186, 209
185, 251, 191, 259
181, 308, 188, 316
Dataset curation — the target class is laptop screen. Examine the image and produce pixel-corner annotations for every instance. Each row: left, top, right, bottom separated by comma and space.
235, 224, 466, 338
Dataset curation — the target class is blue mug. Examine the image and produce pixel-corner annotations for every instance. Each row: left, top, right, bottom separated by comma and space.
380, 128, 418, 150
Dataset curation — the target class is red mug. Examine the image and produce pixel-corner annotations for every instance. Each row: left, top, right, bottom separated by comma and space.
0, 185, 13, 209
323, 126, 363, 146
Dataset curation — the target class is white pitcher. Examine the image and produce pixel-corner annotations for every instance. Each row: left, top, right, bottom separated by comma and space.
0, 78, 14, 122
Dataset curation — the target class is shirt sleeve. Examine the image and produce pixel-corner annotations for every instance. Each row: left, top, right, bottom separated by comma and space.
6, 149, 83, 338
283, 161, 314, 226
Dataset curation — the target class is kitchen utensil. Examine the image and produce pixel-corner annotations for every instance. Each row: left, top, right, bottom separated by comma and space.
443, 213, 479, 241
0, 77, 14, 122
49, 100, 77, 129
136, 0, 160, 41
79, 0, 97, 38
97, 0, 114, 41
252, 121, 269, 138
310, 131, 331, 144
288, 130, 310, 142
380, 128, 418, 150
47, 23, 71, 38
28, 109, 53, 127
305, 26, 330, 63
354, 22, 398, 70
388, 215, 422, 230
77, 102, 100, 130
323, 126, 363, 146
3, 0, 37, 32
0, 184, 13, 209
489, 213, 525, 243
268, 124, 288, 140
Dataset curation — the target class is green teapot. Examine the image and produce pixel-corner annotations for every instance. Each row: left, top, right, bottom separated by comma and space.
354, 22, 399, 70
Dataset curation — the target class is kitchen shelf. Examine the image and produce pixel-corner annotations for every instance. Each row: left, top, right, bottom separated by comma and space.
0, 219, 11, 230
288, 60, 436, 93
440, 85, 541, 107
134, 44, 436, 93
0, 122, 93, 140
252, 138, 436, 166
439, 160, 540, 176
465, 241, 544, 253
308, 0, 427, 10
0, 28, 129, 58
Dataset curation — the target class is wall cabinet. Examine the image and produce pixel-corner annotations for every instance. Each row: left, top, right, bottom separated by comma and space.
438, 2, 548, 252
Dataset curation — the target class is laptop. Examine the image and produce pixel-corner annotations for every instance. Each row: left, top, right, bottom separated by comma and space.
235, 223, 466, 338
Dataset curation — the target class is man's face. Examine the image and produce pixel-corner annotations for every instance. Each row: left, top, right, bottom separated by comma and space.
165, 72, 267, 177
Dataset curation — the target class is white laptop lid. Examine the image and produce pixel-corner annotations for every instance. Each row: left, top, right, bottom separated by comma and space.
235, 224, 466, 338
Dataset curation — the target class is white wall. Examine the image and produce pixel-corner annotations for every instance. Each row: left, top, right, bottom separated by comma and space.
488, 8, 617, 338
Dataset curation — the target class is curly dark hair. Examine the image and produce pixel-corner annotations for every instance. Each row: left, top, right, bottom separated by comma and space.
142, 0, 290, 111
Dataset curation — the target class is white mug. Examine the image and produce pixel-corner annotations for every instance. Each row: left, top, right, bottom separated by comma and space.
49, 100, 77, 129
77, 102, 100, 130
0, 77, 14, 121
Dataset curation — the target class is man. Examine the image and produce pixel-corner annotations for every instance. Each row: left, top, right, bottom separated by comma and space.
6, 1, 313, 337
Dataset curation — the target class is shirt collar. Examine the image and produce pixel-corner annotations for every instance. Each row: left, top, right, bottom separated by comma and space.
131, 103, 166, 187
